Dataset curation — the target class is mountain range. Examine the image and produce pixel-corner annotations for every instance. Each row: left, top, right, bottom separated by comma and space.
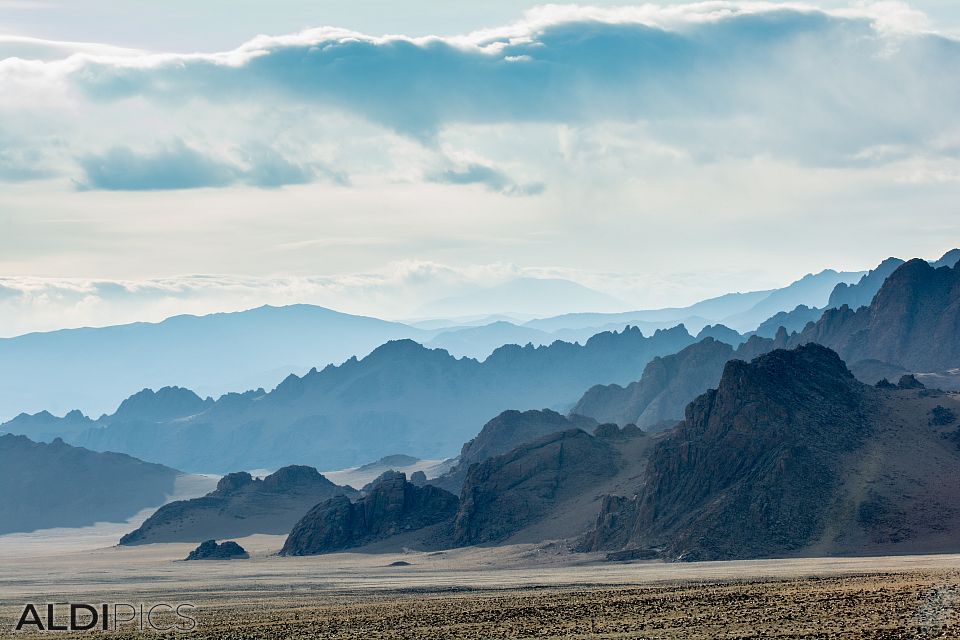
574, 256, 960, 429
2, 326, 694, 471
0, 262, 877, 422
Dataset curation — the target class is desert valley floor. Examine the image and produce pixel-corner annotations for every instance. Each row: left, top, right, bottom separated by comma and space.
2, 534, 960, 639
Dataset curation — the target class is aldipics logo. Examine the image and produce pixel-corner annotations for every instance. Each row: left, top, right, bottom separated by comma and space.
13, 603, 197, 632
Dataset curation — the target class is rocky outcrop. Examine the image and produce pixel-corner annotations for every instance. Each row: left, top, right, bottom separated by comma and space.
184, 540, 248, 560
453, 429, 618, 546
120, 465, 354, 545
280, 472, 458, 556
0, 434, 179, 535
583, 344, 960, 561
432, 409, 597, 492
585, 345, 872, 560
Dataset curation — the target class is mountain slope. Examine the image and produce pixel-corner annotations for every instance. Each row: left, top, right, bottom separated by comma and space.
120, 465, 355, 545
0, 434, 179, 534
431, 409, 598, 493
3, 326, 694, 472
583, 345, 960, 560
790, 259, 960, 372
572, 335, 781, 428
280, 471, 458, 556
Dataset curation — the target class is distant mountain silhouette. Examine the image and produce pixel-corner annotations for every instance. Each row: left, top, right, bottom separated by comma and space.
755, 250, 958, 340
120, 465, 355, 545
754, 305, 822, 338
582, 345, 960, 560
3, 326, 694, 472
0, 434, 179, 534
694, 324, 745, 346
719, 269, 865, 331
576, 256, 960, 428
0, 304, 431, 421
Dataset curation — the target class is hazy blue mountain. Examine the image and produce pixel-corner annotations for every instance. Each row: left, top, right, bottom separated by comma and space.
425, 321, 555, 359
0, 434, 179, 534
827, 257, 906, 310
2, 326, 695, 473
718, 269, 864, 331
573, 335, 780, 428
0, 304, 431, 421
754, 305, 822, 339
754, 250, 957, 339
524, 269, 863, 335
694, 324, 745, 346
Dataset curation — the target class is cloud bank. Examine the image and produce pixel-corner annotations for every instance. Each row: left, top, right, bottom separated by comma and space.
1, 2, 958, 191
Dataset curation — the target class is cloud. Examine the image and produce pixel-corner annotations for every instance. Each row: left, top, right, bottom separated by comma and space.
78, 141, 238, 190
429, 162, 544, 196
76, 139, 337, 190
0, 2, 957, 192
17, 3, 945, 161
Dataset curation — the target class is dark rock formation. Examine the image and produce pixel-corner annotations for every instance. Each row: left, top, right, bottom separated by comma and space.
453, 429, 617, 546
875, 378, 897, 390
583, 343, 960, 561
930, 405, 957, 427
280, 472, 458, 556
0, 434, 179, 535
409, 470, 428, 486
120, 465, 354, 545
790, 259, 960, 373
432, 409, 597, 493
584, 345, 872, 560
184, 539, 248, 560
897, 374, 925, 390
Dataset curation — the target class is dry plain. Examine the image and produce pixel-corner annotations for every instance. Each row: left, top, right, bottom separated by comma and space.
1, 534, 959, 639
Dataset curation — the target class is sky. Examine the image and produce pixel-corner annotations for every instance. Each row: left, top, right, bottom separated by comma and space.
1, 1, 959, 335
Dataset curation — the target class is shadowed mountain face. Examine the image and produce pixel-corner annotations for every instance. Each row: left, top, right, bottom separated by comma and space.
119, 465, 355, 545
3, 326, 693, 472
431, 409, 598, 493
280, 471, 458, 556
452, 429, 615, 546
572, 335, 781, 429
790, 259, 960, 372
0, 434, 179, 535
583, 345, 960, 561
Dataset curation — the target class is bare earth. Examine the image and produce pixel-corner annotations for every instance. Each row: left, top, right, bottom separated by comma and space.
2, 535, 960, 638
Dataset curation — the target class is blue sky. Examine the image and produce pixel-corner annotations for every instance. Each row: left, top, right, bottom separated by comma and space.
0, 1, 958, 333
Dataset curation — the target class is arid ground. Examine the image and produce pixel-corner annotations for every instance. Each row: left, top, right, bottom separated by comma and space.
1, 534, 959, 638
